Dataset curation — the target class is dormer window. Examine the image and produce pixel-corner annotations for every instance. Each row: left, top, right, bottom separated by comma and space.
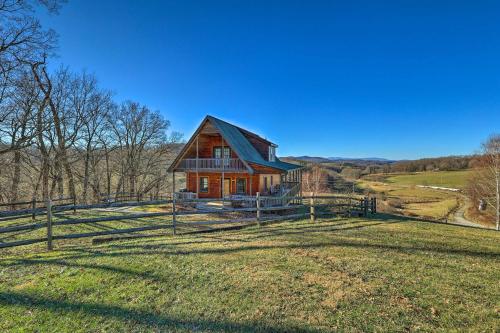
268, 146, 276, 162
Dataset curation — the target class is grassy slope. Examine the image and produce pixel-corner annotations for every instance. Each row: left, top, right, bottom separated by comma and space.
385, 170, 472, 189
358, 171, 474, 220
358, 180, 459, 220
0, 216, 499, 332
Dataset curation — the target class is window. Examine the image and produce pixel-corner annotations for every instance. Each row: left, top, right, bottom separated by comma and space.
213, 147, 231, 159
214, 147, 231, 167
236, 178, 246, 194
268, 146, 276, 162
199, 177, 209, 193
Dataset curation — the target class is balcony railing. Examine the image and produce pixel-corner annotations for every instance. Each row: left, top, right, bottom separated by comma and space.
177, 158, 247, 171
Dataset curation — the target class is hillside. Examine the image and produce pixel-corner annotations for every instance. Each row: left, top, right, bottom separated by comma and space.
359, 170, 479, 226
1, 216, 499, 332
287, 156, 394, 165
385, 170, 472, 189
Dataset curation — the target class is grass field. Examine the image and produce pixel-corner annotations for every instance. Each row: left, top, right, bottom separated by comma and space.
0, 216, 499, 332
358, 170, 474, 221
385, 170, 472, 189
358, 180, 460, 220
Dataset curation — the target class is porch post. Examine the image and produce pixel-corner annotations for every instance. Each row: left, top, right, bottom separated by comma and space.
221, 135, 225, 201
299, 169, 303, 199
249, 175, 253, 196
196, 136, 199, 198
172, 171, 176, 235
172, 171, 176, 195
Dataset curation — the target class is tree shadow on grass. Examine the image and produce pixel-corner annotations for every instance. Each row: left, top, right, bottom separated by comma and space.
224, 218, 398, 241
2, 215, 498, 266
2, 232, 497, 267
0, 258, 169, 283
106, 238, 500, 260
0, 291, 320, 333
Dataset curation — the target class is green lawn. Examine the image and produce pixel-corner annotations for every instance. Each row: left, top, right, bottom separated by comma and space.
386, 170, 472, 189
358, 180, 460, 220
0, 215, 499, 332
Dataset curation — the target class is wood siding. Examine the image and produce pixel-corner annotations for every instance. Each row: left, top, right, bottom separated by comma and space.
182, 134, 238, 159
186, 172, 260, 198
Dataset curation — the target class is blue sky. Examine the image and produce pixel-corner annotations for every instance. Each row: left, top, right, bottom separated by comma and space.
40, 0, 500, 159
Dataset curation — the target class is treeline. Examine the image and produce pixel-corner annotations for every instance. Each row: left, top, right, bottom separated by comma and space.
388, 156, 475, 173
335, 156, 475, 179
290, 155, 475, 181
0, 1, 182, 205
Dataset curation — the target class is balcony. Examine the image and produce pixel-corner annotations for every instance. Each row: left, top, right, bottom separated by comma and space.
177, 158, 247, 172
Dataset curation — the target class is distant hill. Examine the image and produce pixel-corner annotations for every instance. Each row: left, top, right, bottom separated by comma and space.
284, 155, 475, 174
286, 156, 396, 165
287, 156, 333, 163
328, 157, 395, 163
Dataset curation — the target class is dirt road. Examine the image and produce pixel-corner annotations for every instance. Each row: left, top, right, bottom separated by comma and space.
451, 196, 491, 229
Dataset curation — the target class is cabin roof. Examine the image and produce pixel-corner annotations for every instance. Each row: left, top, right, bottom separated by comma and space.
168, 115, 303, 172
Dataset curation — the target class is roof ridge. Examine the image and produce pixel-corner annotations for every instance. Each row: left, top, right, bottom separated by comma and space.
207, 115, 275, 145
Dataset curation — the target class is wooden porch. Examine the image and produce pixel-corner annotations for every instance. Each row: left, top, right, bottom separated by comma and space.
176, 158, 247, 172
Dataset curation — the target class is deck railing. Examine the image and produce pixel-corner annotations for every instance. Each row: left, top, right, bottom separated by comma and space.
177, 158, 246, 171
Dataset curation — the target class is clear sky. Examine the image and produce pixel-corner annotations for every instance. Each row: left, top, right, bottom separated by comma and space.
40, 0, 500, 160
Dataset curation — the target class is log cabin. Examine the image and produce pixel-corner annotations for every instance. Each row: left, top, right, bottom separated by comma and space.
168, 115, 303, 200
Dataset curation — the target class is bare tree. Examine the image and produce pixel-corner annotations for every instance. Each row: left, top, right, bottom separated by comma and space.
0, 72, 40, 204
76, 83, 114, 203
0, 1, 64, 155
303, 163, 328, 195
108, 101, 180, 200
468, 134, 500, 230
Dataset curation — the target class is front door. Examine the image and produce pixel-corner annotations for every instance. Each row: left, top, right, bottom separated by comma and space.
222, 178, 231, 197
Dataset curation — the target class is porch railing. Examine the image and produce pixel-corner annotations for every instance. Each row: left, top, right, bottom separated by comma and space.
177, 158, 246, 171
229, 182, 302, 208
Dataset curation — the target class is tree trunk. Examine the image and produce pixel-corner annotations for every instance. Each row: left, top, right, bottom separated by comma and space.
105, 148, 111, 199
36, 105, 50, 201
82, 145, 91, 204
32, 65, 76, 201
496, 175, 499, 231
10, 150, 21, 207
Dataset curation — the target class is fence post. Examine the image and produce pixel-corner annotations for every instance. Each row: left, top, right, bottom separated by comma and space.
172, 194, 177, 235
46, 199, 53, 251
73, 196, 77, 214
256, 192, 261, 226
370, 197, 377, 214
31, 197, 36, 221
364, 197, 369, 217
310, 197, 315, 222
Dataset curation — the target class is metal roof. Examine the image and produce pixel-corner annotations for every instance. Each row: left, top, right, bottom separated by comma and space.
207, 116, 303, 171
169, 115, 303, 172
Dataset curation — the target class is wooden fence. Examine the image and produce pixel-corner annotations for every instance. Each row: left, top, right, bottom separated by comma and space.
0, 194, 377, 250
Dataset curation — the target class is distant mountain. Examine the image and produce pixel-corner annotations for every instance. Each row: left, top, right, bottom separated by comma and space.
328, 157, 396, 163
286, 156, 396, 164
287, 156, 333, 163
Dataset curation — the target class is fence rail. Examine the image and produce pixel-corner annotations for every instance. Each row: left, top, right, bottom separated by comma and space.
0, 194, 377, 250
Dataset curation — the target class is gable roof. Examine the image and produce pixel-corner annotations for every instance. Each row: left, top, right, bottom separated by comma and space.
168, 115, 303, 173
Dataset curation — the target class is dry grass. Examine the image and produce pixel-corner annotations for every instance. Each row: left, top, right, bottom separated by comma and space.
359, 179, 460, 220
0, 215, 499, 332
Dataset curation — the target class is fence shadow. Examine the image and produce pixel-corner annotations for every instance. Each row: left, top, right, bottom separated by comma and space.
0, 291, 320, 333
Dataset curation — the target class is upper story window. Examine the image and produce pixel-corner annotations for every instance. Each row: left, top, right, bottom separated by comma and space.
214, 147, 231, 159
268, 146, 276, 162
